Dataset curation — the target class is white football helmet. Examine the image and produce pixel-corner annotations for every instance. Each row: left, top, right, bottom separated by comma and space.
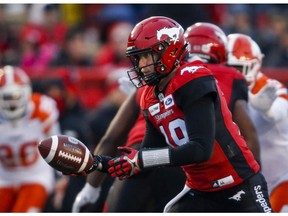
0, 65, 32, 120
227, 33, 264, 84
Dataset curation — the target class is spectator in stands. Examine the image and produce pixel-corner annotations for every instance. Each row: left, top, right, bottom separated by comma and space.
94, 21, 133, 68
141, 4, 212, 29
20, 23, 55, 72
50, 26, 92, 67
20, 4, 68, 74
221, 4, 256, 38
38, 4, 68, 48
260, 13, 288, 67
0, 5, 25, 66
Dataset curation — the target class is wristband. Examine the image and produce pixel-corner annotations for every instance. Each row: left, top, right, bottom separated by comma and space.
141, 148, 170, 168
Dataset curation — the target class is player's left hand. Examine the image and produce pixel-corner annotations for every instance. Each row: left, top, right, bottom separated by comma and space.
249, 81, 278, 112
108, 147, 142, 180
118, 76, 136, 96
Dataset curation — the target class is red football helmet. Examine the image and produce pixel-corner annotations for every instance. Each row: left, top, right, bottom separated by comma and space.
184, 22, 227, 63
0, 65, 32, 120
126, 16, 188, 87
227, 33, 264, 84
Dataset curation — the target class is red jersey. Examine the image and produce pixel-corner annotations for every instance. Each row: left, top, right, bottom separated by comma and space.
140, 61, 259, 192
208, 64, 248, 110
125, 64, 247, 149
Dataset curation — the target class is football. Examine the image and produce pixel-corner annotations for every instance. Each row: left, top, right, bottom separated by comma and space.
38, 135, 94, 174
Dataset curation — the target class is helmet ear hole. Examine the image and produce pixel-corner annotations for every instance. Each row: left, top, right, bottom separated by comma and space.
158, 44, 164, 51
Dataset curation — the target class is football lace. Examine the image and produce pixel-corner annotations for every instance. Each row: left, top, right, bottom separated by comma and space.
58, 150, 82, 164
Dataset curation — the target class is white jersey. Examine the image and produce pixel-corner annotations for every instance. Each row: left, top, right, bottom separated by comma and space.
248, 72, 288, 194
0, 93, 60, 194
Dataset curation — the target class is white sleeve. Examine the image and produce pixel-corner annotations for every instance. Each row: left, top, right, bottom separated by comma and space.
248, 84, 277, 113
262, 97, 288, 123
118, 76, 136, 96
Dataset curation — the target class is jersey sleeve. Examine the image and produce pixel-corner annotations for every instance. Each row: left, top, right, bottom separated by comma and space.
174, 75, 218, 109
31, 93, 60, 135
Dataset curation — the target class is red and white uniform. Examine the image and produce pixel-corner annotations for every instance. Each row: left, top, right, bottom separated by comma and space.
247, 72, 288, 211
0, 93, 60, 212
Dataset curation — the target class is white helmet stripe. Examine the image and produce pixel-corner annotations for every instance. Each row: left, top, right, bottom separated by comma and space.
3, 65, 15, 86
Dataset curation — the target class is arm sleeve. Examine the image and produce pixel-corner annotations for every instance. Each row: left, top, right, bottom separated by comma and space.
169, 94, 216, 166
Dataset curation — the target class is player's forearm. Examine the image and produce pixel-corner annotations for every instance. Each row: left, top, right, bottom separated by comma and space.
87, 170, 106, 188
232, 100, 261, 164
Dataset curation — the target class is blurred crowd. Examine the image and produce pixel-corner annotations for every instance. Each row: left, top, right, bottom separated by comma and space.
0, 3, 288, 212
0, 4, 288, 70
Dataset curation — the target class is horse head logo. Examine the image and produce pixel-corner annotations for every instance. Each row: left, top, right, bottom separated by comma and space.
228, 190, 245, 201
157, 27, 181, 44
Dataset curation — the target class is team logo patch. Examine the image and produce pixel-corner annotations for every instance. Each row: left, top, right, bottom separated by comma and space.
157, 26, 181, 44
228, 190, 245, 201
148, 103, 160, 116
180, 66, 204, 75
164, 94, 174, 109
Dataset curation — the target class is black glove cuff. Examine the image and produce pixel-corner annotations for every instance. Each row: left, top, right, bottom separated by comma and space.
93, 155, 112, 173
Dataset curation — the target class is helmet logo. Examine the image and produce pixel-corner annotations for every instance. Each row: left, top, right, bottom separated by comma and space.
157, 27, 181, 44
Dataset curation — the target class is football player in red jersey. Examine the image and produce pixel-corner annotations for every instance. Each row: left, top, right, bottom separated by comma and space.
101, 16, 272, 212
73, 22, 260, 212
72, 79, 186, 212
184, 22, 260, 164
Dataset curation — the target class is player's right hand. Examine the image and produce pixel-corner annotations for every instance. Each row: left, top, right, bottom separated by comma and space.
72, 183, 101, 212
108, 146, 142, 180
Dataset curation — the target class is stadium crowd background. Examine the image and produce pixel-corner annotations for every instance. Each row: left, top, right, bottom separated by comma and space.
0, 3, 288, 212
1, 4, 287, 108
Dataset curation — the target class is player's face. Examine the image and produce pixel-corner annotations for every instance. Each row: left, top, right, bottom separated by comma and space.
138, 52, 156, 75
